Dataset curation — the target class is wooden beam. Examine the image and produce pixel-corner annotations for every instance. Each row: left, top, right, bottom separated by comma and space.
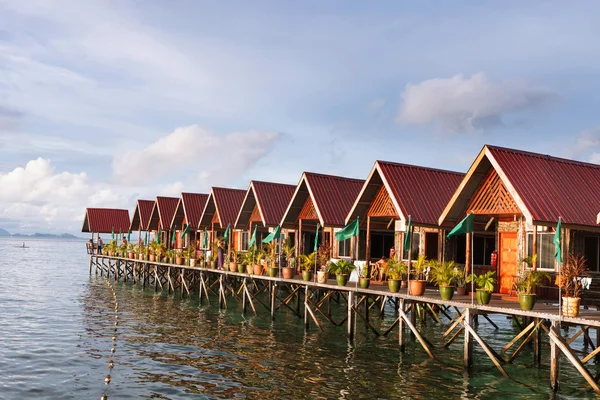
366, 216, 371, 266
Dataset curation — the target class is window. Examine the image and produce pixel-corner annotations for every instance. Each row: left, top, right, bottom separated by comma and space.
402, 232, 420, 260
584, 235, 600, 272
526, 233, 555, 270
240, 231, 249, 251
473, 235, 495, 266
338, 238, 350, 257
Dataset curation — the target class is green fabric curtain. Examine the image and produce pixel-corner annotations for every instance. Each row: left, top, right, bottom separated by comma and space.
249, 224, 257, 248
262, 225, 281, 244
335, 218, 359, 242
554, 217, 562, 265
446, 213, 474, 239
313, 223, 320, 252
403, 216, 412, 251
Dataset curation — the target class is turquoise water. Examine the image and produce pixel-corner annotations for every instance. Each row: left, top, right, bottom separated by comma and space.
0, 238, 597, 399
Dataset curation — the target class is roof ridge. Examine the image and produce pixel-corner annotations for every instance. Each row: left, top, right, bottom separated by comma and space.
376, 160, 465, 176
251, 180, 295, 187
304, 171, 364, 182
486, 144, 600, 169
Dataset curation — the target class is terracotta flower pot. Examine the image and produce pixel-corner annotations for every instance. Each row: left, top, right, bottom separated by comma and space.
175, 256, 183, 265
246, 264, 252, 274
128, 251, 134, 259
229, 262, 237, 272
456, 287, 467, 296
282, 267, 295, 279
253, 264, 263, 275
408, 280, 427, 296
562, 297, 581, 317
149, 254, 155, 262
302, 270, 312, 281
388, 279, 400, 293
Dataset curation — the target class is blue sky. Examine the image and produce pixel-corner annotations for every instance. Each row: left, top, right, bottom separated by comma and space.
0, 1, 599, 233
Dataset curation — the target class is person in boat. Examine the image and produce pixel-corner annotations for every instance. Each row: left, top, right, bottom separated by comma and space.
22, 242, 25, 248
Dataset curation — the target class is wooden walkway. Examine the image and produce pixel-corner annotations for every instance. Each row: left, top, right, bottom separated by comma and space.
89, 254, 600, 395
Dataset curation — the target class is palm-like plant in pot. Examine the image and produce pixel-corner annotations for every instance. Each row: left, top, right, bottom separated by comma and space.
466, 271, 496, 304
358, 263, 371, 289
298, 252, 316, 282
409, 255, 429, 296
430, 260, 457, 300
386, 258, 407, 293
242, 248, 255, 274
265, 241, 278, 277
557, 253, 589, 317
453, 265, 467, 296
328, 259, 356, 287
281, 236, 296, 279
127, 242, 136, 259
516, 255, 550, 311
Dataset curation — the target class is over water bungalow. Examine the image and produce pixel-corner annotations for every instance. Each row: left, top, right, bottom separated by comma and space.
345, 160, 464, 265
147, 196, 180, 247
170, 192, 209, 248
234, 180, 296, 251
280, 172, 364, 258
198, 187, 246, 250
129, 199, 155, 239
82, 208, 131, 251
439, 144, 600, 297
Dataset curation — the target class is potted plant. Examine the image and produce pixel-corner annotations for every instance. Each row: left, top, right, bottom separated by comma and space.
516, 255, 549, 311
266, 242, 278, 277
358, 263, 370, 289
243, 248, 255, 274
228, 250, 238, 272
317, 241, 331, 272
185, 245, 197, 267
298, 252, 316, 281
300, 260, 313, 282
282, 237, 296, 278
408, 255, 429, 296
387, 258, 407, 293
430, 260, 457, 301
328, 259, 356, 287
453, 265, 467, 296
557, 254, 589, 317
253, 247, 265, 275
127, 242, 136, 259
467, 271, 496, 305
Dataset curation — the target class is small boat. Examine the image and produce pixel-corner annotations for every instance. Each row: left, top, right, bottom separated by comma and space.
14, 243, 29, 248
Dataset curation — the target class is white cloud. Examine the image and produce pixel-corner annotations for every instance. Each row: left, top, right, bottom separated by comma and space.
396, 72, 556, 133
112, 125, 281, 187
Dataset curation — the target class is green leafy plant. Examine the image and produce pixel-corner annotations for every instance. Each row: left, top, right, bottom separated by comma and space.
516, 269, 550, 295
328, 259, 356, 276
242, 248, 256, 266
558, 253, 589, 298
429, 260, 456, 287
453, 265, 466, 288
298, 251, 317, 272
358, 263, 370, 278
411, 255, 429, 281
282, 236, 296, 267
386, 258, 407, 280
521, 254, 538, 270
467, 271, 496, 292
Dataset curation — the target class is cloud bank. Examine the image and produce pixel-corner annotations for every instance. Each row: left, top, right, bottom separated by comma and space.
396, 73, 556, 133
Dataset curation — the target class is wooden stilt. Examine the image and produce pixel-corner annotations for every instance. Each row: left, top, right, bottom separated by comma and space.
270, 282, 277, 321
399, 299, 405, 350
304, 285, 309, 331
348, 291, 355, 342
464, 308, 473, 368
550, 320, 560, 392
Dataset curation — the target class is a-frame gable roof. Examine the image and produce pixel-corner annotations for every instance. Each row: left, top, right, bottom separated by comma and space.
199, 187, 246, 229
281, 172, 364, 228
235, 180, 296, 228
171, 192, 209, 230
82, 208, 130, 233
129, 199, 154, 231
440, 145, 600, 228
147, 196, 179, 231
347, 161, 464, 227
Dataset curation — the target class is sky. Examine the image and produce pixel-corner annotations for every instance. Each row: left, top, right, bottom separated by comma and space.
1, 1, 600, 234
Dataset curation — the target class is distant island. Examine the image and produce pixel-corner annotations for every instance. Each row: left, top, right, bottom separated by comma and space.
0, 228, 82, 239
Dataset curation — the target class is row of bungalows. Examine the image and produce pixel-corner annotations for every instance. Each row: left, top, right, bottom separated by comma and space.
82, 144, 600, 297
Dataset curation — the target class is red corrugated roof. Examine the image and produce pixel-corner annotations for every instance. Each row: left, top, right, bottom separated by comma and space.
82, 208, 130, 233
173, 192, 208, 229
488, 145, 600, 227
129, 199, 154, 231
147, 196, 179, 230
200, 187, 246, 229
252, 181, 296, 226
378, 161, 465, 226
305, 172, 365, 227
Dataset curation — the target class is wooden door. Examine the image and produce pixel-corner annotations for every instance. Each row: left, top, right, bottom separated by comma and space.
499, 232, 517, 294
